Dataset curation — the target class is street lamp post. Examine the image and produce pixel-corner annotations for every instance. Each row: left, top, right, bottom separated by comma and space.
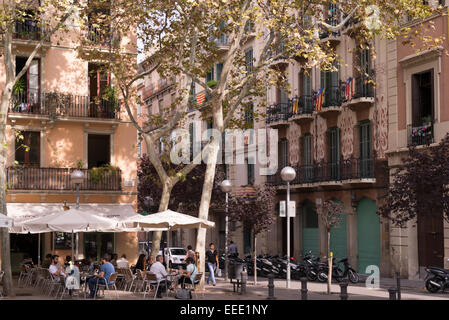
281, 166, 296, 289
71, 169, 85, 262
220, 179, 232, 282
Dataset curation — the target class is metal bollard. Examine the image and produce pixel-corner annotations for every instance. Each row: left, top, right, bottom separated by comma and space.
388, 287, 397, 300
396, 272, 401, 300
300, 277, 308, 300
339, 280, 348, 300
240, 270, 247, 295
267, 274, 276, 300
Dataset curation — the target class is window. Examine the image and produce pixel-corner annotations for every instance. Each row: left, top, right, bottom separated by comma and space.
216, 63, 223, 81
329, 127, 341, 180
55, 232, 72, 249
87, 0, 112, 45
15, 131, 40, 167
14, 57, 40, 113
206, 69, 214, 83
137, 133, 142, 158
412, 70, 434, 127
320, 61, 340, 107
137, 103, 142, 117
245, 48, 253, 73
303, 134, 313, 182
299, 69, 313, 112
88, 134, 110, 168
360, 121, 372, 178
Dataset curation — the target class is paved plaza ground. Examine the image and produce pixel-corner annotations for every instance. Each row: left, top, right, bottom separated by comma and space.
2, 275, 449, 300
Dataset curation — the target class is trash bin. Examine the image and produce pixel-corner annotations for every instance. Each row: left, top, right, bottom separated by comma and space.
228, 262, 245, 280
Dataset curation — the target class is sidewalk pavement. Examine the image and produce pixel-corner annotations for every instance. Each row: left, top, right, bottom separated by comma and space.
3, 276, 449, 300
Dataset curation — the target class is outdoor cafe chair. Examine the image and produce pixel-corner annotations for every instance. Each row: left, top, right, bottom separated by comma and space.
95, 273, 119, 300
183, 272, 203, 299
131, 269, 146, 293
143, 272, 161, 300
18, 264, 31, 287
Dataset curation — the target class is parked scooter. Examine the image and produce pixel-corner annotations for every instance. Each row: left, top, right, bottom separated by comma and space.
424, 266, 449, 293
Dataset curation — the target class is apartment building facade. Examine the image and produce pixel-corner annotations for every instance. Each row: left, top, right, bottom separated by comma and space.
386, 7, 449, 279
0, 3, 139, 271
263, 8, 392, 276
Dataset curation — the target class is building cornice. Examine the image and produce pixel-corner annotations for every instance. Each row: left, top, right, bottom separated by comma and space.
398, 46, 444, 69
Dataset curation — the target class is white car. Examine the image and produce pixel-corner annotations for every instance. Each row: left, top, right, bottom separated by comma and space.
158, 247, 187, 268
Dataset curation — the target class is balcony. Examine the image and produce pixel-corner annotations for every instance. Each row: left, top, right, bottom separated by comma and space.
266, 158, 375, 187
316, 85, 342, 117
268, 43, 289, 70
9, 92, 120, 120
86, 25, 120, 48
6, 167, 122, 191
407, 121, 434, 147
214, 34, 230, 53
12, 19, 50, 44
265, 102, 290, 128
288, 95, 315, 124
342, 74, 375, 110
319, 16, 341, 46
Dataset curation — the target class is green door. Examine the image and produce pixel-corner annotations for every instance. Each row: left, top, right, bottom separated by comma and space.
330, 210, 347, 260
302, 201, 319, 256
357, 198, 380, 274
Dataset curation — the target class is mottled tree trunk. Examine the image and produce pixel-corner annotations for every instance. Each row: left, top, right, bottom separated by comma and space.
327, 231, 332, 295
150, 182, 172, 263
1, 26, 15, 297
253, 234, 257, 285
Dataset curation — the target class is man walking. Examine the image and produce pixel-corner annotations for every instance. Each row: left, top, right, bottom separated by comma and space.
206, 243, 219, 286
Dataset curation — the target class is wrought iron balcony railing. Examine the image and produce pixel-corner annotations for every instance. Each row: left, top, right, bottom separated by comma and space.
10, 92, 120, 120
322, 85, 342, 108
407, 120, 434, 147
13, 19, 49, 41
7, 167, 122, 191
289, 95, 315, 117
266, 157, 375, 186
265, 102, 291, 124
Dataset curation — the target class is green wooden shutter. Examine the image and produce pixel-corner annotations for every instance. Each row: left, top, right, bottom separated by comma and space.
302, 201, 319, 256
360, 122, 371, 177
330, 205, 347, 259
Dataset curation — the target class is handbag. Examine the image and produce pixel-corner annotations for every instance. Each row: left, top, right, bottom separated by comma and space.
175, 288, 192, 300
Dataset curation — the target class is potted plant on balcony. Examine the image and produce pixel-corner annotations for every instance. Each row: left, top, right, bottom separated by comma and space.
101, 86, 119, 118
206, 80, 217, 88
90, 164, 120, 185
12, 78, 26, 112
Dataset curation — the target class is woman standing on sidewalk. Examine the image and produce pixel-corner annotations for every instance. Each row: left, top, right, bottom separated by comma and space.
206, 243, 219, 286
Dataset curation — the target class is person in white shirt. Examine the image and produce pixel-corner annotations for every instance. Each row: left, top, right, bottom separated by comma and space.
49, 255, 67, 280
116, 254, 129, 269
149, 255, 170, 298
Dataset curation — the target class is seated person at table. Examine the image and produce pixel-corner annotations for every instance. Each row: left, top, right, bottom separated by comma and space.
87, 254, 115, 298
87, 256, 97, 273
111, 253, 118, 267
20, 254, 34, 267
49, 255, 67, 279
149, 255, 171, 298
178, 257, 198, 289
134, 254, 146, 272
116, 254, 129, 269
41, 253, 53, 269
64, 255, 72, 267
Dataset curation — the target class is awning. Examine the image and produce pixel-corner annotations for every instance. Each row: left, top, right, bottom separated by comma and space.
7, 203, 141, 233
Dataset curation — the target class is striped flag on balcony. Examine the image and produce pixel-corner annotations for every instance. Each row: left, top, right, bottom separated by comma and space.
292, 98, 298, 114
345, 77, 355, 101
196, 91, 206, 105
315, 88, 325, 111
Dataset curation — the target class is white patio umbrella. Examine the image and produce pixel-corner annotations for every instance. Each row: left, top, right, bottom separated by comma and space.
122, 209, 215, 230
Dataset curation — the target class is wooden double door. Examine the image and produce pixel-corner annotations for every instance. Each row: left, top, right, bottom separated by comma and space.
418, 210, 444, 268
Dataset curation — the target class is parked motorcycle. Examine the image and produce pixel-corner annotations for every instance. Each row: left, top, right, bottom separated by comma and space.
425, 266, 449, 293
317, 257, 359, 283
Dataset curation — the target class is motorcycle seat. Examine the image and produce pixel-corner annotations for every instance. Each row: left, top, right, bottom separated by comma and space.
428, 266, 449, 274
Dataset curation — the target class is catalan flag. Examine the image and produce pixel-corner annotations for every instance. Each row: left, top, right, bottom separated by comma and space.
292, 98, 298, 114
196, 91, 206, 105
315, 88, 325, 111
345, 77, 355, 101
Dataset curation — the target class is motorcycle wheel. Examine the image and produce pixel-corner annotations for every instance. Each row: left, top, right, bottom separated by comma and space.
306, 270, 318, 281
348, 269, 359, 284
425, 278, 442, 293
317, 272, 327, 282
